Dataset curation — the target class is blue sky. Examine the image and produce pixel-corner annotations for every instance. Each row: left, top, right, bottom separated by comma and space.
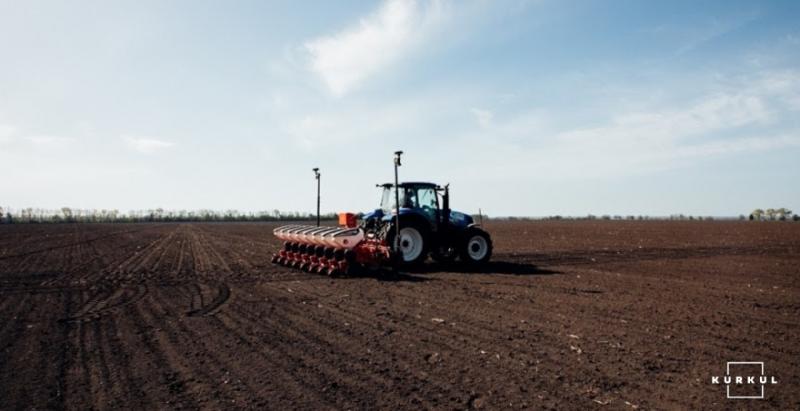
1, 0, 798, 216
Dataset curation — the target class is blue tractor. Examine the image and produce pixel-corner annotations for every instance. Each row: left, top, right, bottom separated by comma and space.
360, 182, 493, 266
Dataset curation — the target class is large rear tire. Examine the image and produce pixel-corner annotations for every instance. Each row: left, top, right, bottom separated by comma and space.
459, 227, 492, 265
387, 221, 429, 265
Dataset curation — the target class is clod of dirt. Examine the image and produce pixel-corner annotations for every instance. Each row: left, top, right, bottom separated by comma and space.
469, 394, 486, 409
425, 352, 441, 364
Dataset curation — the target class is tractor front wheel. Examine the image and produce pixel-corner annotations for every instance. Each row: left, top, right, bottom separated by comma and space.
459, 228, 493, 265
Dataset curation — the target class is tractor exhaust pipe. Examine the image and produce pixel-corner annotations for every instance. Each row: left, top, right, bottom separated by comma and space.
313, 167, 320, 226
393, 151, 403, 260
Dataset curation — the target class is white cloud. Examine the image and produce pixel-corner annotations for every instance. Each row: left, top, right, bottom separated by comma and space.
285, 103, 417, 150
26, 136, 76, 147
0, 126, 75, 148
124, 136, 175, 154
752, 70, 800, 111
450, 71, 800, 181
0, 124, 17, 144
558, 92, 770, 145
470, 108, 493, 128
304, 0, 447, 96
673, 134, 800, 158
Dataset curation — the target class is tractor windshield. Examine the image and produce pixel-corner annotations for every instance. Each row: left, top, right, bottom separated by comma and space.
380, 186, 416, 213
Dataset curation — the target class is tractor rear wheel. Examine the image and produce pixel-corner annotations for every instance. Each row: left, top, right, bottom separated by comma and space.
459, 228, 492, 265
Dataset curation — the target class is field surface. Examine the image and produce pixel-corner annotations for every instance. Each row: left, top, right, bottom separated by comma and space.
0, 221, 798, 410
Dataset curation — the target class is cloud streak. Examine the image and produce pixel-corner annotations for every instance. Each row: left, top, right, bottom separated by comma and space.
454, 70, 800, 181
470, 108, 493, 128
124, 136, 175, 154
304, 0, 447, 96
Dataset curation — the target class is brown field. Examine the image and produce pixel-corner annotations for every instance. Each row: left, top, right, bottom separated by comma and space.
0, 221, 798, 410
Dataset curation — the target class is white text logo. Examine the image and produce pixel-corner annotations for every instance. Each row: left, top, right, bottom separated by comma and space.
711, 362, 778, 399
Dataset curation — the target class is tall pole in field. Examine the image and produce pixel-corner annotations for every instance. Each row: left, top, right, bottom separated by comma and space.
393, 151, 403, 257
313, 167, 320, 226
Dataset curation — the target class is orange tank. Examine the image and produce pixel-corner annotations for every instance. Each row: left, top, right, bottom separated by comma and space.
338, 212, 357, 228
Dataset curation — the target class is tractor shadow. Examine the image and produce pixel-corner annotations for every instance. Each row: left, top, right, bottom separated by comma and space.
342, 258, 559, 282
403, 260, 560, 276
347, 268, 432, 283
376, 271, 432, 282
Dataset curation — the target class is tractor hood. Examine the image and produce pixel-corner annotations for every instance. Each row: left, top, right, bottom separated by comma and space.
448, 211, 474, 227
362, 208, 474, 229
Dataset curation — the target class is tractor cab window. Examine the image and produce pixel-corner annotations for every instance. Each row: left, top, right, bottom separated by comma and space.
417, 187, 438, 220
380, 188, 393, 213
380, 186, 417, 213
402, 188, 417, 208
418, 188, 437, 209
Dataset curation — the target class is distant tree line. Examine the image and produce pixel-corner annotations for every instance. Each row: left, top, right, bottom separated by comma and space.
1, 206, 796, 224
0, 206, 337, 224
488, 214, 718, 221
747, 208, 796, 221
477, 212, 799, 222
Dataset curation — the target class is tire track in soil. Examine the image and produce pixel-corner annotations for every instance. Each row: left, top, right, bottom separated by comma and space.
263, 280, 614, 406
192, 225, 235, 273
0, 291, 16, 315
24, 291, 74, 409
82, 226, 216, 408
201, 306, 355, 409
59, 284, 149, 323
166, 227, 338, 408
228, 281, 521, 408
0, 290, 75, 410
65, 287, 114, 321
0, 293, 32, 350
87, 320, 114, 408
0, 225, 162, 262
141, 285, 254, 408
192, 225, 261, 277
36, 226, 80, 287
44, 225, 131, 287
73, 314, 147, 410
219, 301, 425, 409
100, 316, 150, 409
186, 282, 230, 317
161, 227, 280, 405
101, 226, 180, 283
388, 283, 676, 404
181, 225, 234, 316
74, 226, 165, 284
126, 288, 209, 409
187, 225, 212, 276
69, 317, 93, 407
50, 292, 75, 410
277, 280, 545, 359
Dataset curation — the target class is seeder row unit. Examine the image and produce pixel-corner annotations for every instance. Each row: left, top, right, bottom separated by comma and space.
270, 224, 393, 276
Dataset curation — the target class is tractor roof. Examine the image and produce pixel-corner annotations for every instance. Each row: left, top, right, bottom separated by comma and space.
378, 182, 439, 189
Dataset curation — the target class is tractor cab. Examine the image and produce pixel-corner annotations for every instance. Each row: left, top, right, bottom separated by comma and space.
374, 182, 474, 232
379, 182, 439, 224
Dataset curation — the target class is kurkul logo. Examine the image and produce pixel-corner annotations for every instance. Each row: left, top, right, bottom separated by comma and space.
711, 362, 778, 399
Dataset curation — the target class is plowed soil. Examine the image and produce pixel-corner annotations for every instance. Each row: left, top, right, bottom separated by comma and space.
0, 221, 798, 410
